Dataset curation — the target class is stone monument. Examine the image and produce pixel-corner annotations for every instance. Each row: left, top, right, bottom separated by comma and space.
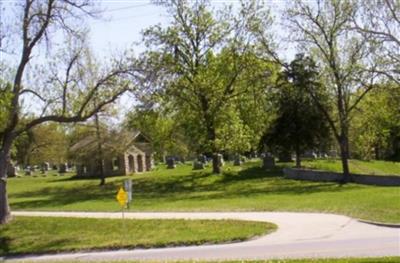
58, 163, 68, 173
198, 154, 207, 164
166, 157, 176, 169
7, 161, 18, 177
193, 161, 205, 170
233, 154, 242, 166
262, 153, 275, 169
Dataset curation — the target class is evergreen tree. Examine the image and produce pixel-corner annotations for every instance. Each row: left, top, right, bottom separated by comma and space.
261, 54, 331, 167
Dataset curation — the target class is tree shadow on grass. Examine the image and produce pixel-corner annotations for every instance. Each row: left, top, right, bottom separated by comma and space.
127, 166, 355, 201
221, 166, 283, 182
2, 238, 75, 257
9, 180, 121, 210
10, 165, 359, 210
0, 236, 11, 256
47, 173, 130, 183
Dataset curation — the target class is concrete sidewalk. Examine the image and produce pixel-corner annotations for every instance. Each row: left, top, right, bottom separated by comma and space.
5, 211, 400, 261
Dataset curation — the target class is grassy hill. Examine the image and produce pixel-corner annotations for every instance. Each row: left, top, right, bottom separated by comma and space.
7, 160, 400, 223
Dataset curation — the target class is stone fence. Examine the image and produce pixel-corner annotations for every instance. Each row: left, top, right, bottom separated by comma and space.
283, 168, 400, 186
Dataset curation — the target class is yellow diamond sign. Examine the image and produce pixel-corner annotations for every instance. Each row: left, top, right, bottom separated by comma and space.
116, 187, 128, 207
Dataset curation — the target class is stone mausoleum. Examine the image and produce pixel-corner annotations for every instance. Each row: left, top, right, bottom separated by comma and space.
70, 130, 154, 177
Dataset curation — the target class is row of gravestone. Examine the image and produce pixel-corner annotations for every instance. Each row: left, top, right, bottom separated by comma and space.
166, 154, 224, 170
7, 162, 72, 177
166, 153, 275, 170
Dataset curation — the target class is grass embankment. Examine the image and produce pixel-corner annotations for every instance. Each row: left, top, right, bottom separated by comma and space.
8, 161, 400, 223
0, 216, 275, 256
297, 159, 400, 176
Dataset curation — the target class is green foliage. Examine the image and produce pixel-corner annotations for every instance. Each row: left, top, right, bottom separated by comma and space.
13, 123, 68, 165
350, 84, 400, 161
125, 107, 190, 160
139, 1, 277, 158
0, 81, 13, 132
261, 54, 331, 160
32, 124, 68, 164
215, 106, 253, 154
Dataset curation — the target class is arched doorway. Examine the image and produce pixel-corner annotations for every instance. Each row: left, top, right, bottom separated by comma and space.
137, 154, 143, 172
128, 155, 135, 173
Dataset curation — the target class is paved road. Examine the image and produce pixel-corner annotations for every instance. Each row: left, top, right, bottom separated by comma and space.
5, 211, 400, 262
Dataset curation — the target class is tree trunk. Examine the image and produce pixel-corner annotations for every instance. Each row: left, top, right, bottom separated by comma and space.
374, 144, 380, 160
204, 114, 220, 174
212, 153, 221, 174
95, 113, 105, 186
0, 144, 12, 224
339, 135, 351, 184
295, 146, 301, 168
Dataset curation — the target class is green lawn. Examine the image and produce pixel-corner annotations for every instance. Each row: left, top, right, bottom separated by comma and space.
8, 161, 400, 223
295, 159, 400, 176
0, 216, 275, 256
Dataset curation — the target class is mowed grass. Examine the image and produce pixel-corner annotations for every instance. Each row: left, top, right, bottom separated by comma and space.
0, 216, 275, 256
297, 159, 400, 176
8, 161, 400, 223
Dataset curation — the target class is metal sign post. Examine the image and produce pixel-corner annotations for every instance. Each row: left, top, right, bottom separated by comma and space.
124, 179, 132, 209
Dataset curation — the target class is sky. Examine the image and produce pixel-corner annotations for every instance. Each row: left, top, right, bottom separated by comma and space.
1, 0, 293, 58
88, 1, 169, 56
0, 0, 294, 122
87, 1, 290, 57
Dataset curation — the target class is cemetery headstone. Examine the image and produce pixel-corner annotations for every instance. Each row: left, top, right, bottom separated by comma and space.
302, 150, 317, 159
233, 154, 242, 166
263, 153, 275, 169
328, 150, 337, 158
40, 163, 47, 175
58, 163, 67, 173
7, 162, 18, 177
42, 162, 50, 171
217, 153, 224, 167
198, 154, 207, 164
68, 163, 73, 169
193, 161, 204, 170
25, 167, 32, 176
166, 158, 176, 169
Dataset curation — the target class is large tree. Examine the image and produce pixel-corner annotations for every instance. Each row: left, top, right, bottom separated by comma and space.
283, 0, 384, 183
261, 54, 331, 168
140, 0, 272, 173
0, 0, 136, 224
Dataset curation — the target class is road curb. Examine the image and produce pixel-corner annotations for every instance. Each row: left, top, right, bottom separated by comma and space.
357, 219, 400, 228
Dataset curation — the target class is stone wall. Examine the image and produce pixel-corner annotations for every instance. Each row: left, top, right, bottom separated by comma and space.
283, 168, 400, 186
